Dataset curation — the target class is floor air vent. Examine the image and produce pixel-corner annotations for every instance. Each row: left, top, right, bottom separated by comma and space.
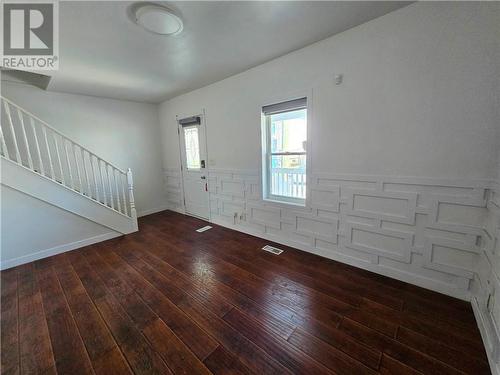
262, 245, 284, 255
196, 225, 212, 233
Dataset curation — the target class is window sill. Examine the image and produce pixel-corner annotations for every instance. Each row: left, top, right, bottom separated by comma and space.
263, 197, 306, 208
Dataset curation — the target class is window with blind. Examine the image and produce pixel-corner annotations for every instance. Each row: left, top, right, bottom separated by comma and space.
261, 97, 307, 205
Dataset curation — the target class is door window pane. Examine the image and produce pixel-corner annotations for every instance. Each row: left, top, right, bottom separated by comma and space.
184, 127, 200, 169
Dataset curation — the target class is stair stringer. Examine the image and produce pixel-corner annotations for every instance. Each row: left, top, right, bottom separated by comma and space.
1, 157, 138, 234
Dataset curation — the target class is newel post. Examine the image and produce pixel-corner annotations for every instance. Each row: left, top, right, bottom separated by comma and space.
127, 168, 139, 231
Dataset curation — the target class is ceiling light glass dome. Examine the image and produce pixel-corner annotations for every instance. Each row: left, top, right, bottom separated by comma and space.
133, 4, 183, 36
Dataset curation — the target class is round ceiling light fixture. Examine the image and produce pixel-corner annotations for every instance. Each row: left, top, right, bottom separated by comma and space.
132, 3, 183, 36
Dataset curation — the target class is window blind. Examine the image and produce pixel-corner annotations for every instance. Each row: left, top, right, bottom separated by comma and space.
178, 116, 201, 126
262, 97, 306, 115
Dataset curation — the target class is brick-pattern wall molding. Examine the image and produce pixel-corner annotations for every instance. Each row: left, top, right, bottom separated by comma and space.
472, 178, 500, 375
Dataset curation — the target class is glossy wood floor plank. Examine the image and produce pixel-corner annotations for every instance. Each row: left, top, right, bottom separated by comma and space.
126, 231, 300, 340
17, 264, 57, 375
222, 307, 334, 375
203, 346, 255, 375
133, 222, 398, 365
34, 262, 94, 375
52, 255, 132, 375
95, 247, 219, 362
0, 210, 490, 375
143, 221, 401, 339
1, 268, 20, 375
113, 245, 290, 375
84, 247, 212, 375
138, 225, 349, 333
66, 251, 174, 375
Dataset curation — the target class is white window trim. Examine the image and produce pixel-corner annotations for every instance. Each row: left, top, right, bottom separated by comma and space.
260, 90, 313, 207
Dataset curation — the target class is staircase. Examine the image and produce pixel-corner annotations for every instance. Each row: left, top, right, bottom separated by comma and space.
0, 96, 138, 234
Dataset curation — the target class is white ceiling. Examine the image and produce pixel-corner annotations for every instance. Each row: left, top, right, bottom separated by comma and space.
44, 1, 411, 103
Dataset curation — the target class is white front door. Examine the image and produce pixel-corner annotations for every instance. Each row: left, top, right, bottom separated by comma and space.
178, 115, 209, 220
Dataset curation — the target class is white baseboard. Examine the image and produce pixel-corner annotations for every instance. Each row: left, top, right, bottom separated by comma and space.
471, 297, 500, 375
0, 231, 122, 270
137, 204, 171, 217
210, 216, 471, 301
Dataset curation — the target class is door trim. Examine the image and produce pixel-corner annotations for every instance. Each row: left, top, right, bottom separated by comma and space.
176, 110, 211, 221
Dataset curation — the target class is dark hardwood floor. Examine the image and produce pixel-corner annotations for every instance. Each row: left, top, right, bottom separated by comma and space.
1, 210, 491, 374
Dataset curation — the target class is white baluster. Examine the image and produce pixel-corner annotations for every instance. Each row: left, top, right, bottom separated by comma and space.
296, 173, 299, 197
0, 122, 10, 159
281, 172, 284, 195
299, 173, 303, 198
81, 149, 91, 197
121, 173, 128, 216
107, 164, 115, 210
298, 174, 304, 198
286, 173, 289, 196
3, 101, 21, 163
17, 109, 33, 169
64, 139, 74, 188
29, 118, 44, 175
292, 173, 296, 197
42, 127, 55, 179
295, 173, 302, 198
127, 168, 138, 230
114, 169, 122, 213
90, 155, 99, 202
73, 144, 82, 192
302, 173, 305, 199
98, 159, 107, 206
53, 135, 64, 184
298, 174, 301, 198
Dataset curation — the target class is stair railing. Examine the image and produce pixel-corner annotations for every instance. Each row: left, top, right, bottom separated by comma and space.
0, 96, 137, 220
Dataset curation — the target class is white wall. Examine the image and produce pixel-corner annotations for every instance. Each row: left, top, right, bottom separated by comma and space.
1, 81, 166, 216
159, 1, 498, 296
0, 185, 119, 269
160, 2, 498, 179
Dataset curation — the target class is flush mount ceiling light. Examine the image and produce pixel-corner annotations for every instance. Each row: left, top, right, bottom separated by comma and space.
131, 3, 183, 36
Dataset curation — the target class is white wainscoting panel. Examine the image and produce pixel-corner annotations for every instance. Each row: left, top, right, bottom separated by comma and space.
164, 167, 184, 213
471, 179, 500, 375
